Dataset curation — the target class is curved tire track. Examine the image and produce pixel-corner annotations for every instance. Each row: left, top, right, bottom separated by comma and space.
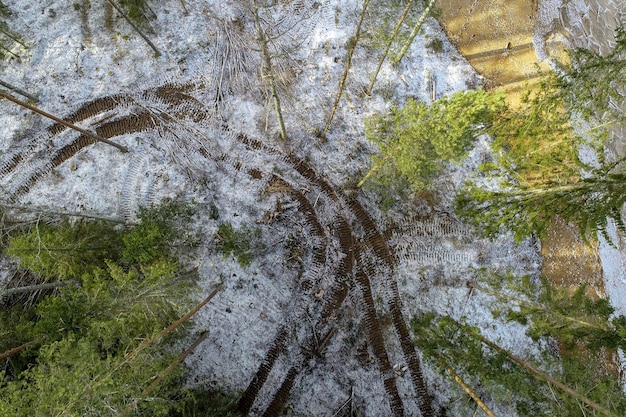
0, 86, 435, 417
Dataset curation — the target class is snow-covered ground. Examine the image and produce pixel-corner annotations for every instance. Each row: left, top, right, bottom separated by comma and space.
1, 0, 619, 416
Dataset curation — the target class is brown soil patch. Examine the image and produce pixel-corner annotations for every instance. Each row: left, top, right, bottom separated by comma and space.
436, 0, 551, 105
540, 217, 605, 297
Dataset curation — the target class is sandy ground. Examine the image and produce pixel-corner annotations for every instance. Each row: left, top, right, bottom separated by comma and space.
436, 0, 554, 105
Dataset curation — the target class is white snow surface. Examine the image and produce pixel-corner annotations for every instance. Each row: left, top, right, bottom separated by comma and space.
0, 1, 581, 416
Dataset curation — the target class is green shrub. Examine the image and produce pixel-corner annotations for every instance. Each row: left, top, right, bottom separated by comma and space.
363, 89, 506, 190
215, 223, 258, 267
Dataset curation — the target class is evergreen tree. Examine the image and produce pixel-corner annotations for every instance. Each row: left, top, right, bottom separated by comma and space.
457, 27, 626, 241
456, 166, 626, 242
470, 273, 626, 352
412, 313, 626, 416
361, 88, 506, 190
0, 202, 238, 416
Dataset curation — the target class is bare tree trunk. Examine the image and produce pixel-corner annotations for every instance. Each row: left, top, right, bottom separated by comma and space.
393, 0, 437, 65
0, 90, 128, 152
251, 1, 288, 141
435, 355, 498, 417
322, 0, 371, 138
366, 0, 414, 95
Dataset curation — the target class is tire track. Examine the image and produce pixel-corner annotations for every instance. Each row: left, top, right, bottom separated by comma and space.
2, 85, 437, 416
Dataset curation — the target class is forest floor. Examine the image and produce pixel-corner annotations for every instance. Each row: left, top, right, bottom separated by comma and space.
0, 0, 624, 415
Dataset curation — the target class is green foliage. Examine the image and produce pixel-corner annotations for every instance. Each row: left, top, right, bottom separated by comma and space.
365, 89, 506, 190
559, 26, 626, 125
426, 37, 443, 53
486, 72, 587, 188
476, 272, 626, 352
215, 223, 258, 267
119, 0, 150, 27
170, 389, 245, 417
0, 2, 9, 17
5, 220, 122, 280
0, 1, 26, 61
0, 201, 207, 416
412, 313, 549, 416
122, 201, 197, 264
456, 168, 626, 242
412, 313, 626, 416
457, 27, 626, 242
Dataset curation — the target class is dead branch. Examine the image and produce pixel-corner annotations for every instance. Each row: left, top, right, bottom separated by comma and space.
251, 1, 288, 140
0, 79, 38, 102
104, 0, 161, 57
322, 0, 371, 138
0, 90, 128, 152
0, 338, 42, 361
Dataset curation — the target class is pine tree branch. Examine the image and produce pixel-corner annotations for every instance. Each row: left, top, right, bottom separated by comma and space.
104, 0, 161, 57
366, 0, 415, 95
121, 331, 209, 416
0, 90, 128, 152
57, 285, 222, 416
123, 284, 222, 364
467, 281, 611, 332
453, 321, 620, 417
392, 0, 437, 65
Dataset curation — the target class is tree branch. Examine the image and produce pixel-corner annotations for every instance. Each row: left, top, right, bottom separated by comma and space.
0, 90, 128, 152
104, 0, 161, 58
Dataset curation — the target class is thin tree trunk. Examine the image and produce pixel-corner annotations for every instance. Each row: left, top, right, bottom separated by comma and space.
104, 0, 161, 57
251, 1, 288, 140
366, 0, 414, 95
0, 79, 38, 102
123, 284, 222, 364
435, 355, 498, 417
1, 280, 80, 298
322, 0, 371, 138
0, 90, 128, 152
121, 331, 210, 416
0, 338, 42, 361
457, 323, 620, 417
393, 0, 437, 65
